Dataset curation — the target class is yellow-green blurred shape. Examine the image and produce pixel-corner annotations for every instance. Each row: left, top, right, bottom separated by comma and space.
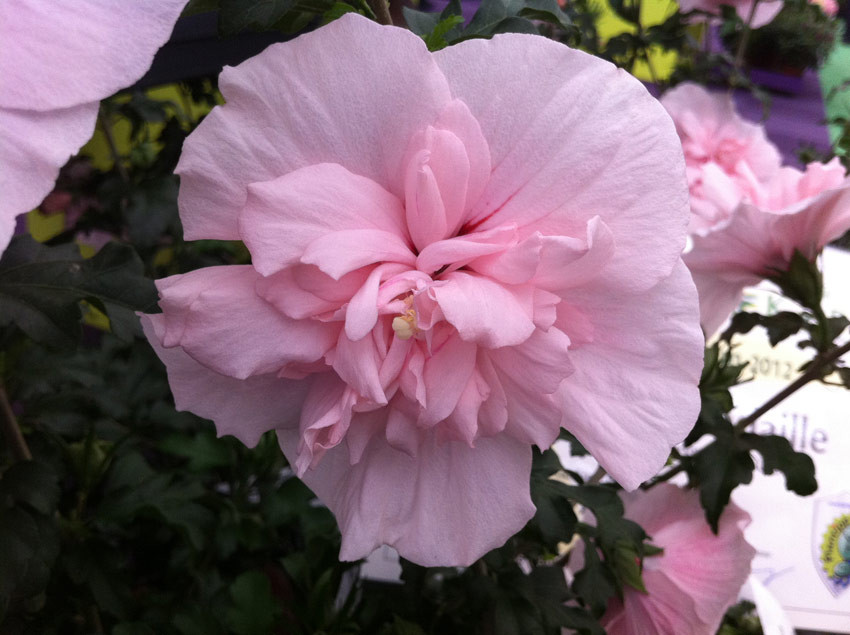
593, 0, 681, 80
82, 83, 218, 171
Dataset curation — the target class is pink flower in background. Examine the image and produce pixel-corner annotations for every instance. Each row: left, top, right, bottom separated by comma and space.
0, 0, 188, 254
677, 0, 784, 27
142, 14, 703, 566
685, 158, 850, 334
661, 83, 782, 234
809, 0, 839, 17
596, 485, 755, 635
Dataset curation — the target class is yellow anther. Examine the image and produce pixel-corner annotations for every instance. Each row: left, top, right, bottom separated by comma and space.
392, 295, 419, 340
392, 308, 418, 340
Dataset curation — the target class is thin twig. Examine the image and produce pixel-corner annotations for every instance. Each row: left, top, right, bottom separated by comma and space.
587, 465, 607, 485
733, 340, 850, 431
1, 384, 31, 462
367, 0, 393, 25
733, 0, 760, 70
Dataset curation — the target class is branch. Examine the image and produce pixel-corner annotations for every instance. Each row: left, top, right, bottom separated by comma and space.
367, 0, 393, 25
645, 339, 850, 489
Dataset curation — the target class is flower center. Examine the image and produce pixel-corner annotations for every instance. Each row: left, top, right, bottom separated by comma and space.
391, 295, 419, 340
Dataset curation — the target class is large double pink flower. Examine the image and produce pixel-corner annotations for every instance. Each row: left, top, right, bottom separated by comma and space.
142, 14, 704, 566
0, 0, 187, 254
661, 83, 782, 235
685, 157, 850, 334
593, 485, 755, 635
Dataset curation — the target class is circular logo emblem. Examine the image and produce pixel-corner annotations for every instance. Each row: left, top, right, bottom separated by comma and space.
820, 513, 850, 588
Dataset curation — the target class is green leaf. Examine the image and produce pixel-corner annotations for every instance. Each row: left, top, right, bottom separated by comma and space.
572, 540, 617, 617
218, 0, 294, 35
527, 450, 578, 547
768, 249, 823, 311
424, 15, 466, 50
721, 311, 804, 346
517, 0, 573, 31
125, 176, 179, 248
694, 435, 755, 531
0, 461, 59, 515
113, 624, 157, 635
0, 237, 157, 347
226, 571, 281, 635
464, 0, 540, 36
610, 539, 645, 593
740, 433, 817, 495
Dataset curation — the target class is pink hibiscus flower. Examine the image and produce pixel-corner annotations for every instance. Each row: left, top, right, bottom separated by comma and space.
142, 14, 704, 566
677, 0, 784, 27
661, 83, 782, 235
590, 485, 755, 635
685, 158, 850, 335
0, 0, 187, 254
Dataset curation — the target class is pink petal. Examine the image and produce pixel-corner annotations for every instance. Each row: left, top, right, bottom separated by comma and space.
0, 105, 97, 253
431, 271, 535, 348
0, 0, 187, 111
416, 224, 517, 276
155, 266, 337, 379
257, 265, 370, 320
485, 327, 573, 448
240, 163, 408, 276
278, 428, 534, 566
177, 13, 451, 240
295, 373, 357, 474
401, 100, 492, 249
302, 229, 415, 280
329, 329, 387, 406
345, 263, 409, 341
434, 35, 689, 292
557, 261, 703, 490
141, 314, 309, 447
632, 487, 755, 629
419, 333, 478, 426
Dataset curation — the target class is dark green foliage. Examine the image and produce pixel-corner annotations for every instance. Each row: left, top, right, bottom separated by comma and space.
404, 0, 574, 51
0, 238, 157, 347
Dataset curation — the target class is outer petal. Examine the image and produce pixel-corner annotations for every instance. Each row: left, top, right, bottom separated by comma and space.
434, 35, 689, 292
141, 314, 309, 447
556, 261, 704, 490
155, 266, 337, 379
278, 428, 535, 566
0, 104, 98, 253
240, 163, 409, 276
0, 0, 187, 111
634, 487, 755, 629
177, 14, 452, 240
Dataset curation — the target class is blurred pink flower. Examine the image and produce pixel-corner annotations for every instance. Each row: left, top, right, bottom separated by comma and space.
810, 0, 839, 17
685, 158, 850, 334
677, 0, 784, 27
597, 485, 755, 635
661, 83, 782, 234
142, 14, 703, 566
0, 0, 187, 254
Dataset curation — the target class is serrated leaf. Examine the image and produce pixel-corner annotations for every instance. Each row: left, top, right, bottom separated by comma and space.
694, 436, 755, 531
768, 249, 823, 311
0, 461, 59, 515
0, 237, 157, 347
740, 433, 817, 495
572, 541, 617, 617
218, 0, 294, 35
226, 571, 281, 635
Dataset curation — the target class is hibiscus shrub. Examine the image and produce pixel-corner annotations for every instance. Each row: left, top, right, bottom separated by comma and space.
2, 1, 850, 635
